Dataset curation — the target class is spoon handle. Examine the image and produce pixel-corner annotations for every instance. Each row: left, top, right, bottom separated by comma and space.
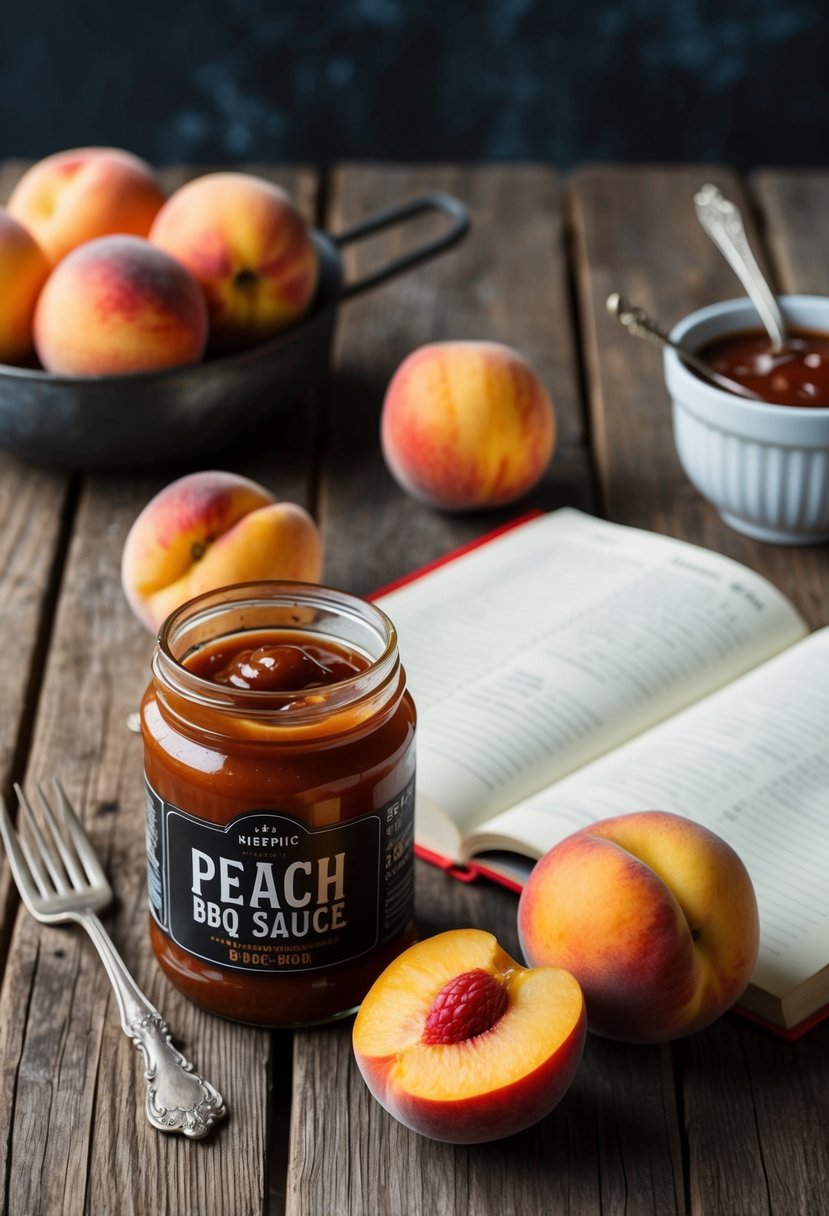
606, 293, 762, 401
694, 183, 788, 353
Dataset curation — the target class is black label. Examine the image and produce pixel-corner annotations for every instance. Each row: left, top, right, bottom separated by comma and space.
145, 776, 415, 974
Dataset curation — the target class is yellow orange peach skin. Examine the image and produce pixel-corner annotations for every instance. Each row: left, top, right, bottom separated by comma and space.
149, 173, 319, 353
122, 470, 323, 632
518, 811, 760, 1043
7, 147, 165, 265
0, 210, 51, 365
380, 340, 556, 510
33, 235, 208, 376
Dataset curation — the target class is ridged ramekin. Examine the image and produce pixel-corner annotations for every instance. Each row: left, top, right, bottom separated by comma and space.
664, 296, 829, 544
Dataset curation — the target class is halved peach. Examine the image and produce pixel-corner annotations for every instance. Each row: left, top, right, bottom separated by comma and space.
352, 928, 585, 1143
121, 470, 323, 632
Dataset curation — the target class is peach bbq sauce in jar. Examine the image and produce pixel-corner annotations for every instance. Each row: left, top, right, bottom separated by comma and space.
141, 582, 416, 1027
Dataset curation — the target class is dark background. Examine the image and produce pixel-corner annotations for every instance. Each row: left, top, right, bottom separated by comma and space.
0, 0, 826, 167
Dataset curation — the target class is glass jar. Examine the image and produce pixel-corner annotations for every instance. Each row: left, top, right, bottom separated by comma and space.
141, 581, 417, 1027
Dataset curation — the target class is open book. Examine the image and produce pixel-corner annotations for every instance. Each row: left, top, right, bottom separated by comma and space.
375, 509, 829, 1036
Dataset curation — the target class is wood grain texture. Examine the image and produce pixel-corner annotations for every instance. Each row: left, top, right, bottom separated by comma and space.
748, 169, 829, 654
751, 170, 829, 297
0, 472, 272, 1216
316, 162, 592, 596
573, 165, 829, 1216
0, 162, 74, 977
4, 158, 828, 1216
677, 170, 829, 1216
569, 163, 761, 534
682, 1017, 829, 1216
0, 165, 318, 1216
0, 463, 69, 894
287, 163, 683, 1216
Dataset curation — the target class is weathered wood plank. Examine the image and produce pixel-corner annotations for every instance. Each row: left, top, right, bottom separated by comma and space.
569, 163, 765, 531
0, 467, 69, 858
0, 166, 319, 1216
317, 161, 592, 596
683, 1016, 829, 1216
288, 163, 683, 1216
0, 163, 74, 975
571, 165, 829, 1216
751, 169, 829, 298
677, 168, 829, 1216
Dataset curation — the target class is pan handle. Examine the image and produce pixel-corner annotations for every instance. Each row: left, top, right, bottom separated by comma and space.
332, 192, 469, 302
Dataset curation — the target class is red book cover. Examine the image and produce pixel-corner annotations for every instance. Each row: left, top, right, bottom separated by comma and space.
370, 510, 538, 896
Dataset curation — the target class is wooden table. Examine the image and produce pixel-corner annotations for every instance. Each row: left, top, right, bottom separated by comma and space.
1, 162, 828, 1216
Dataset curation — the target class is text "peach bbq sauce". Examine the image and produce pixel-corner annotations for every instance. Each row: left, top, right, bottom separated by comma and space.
141, 582, 417, 1027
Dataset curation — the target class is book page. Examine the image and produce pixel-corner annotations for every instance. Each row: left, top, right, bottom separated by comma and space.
473, 628, 829, 997
378, 510, 806, 846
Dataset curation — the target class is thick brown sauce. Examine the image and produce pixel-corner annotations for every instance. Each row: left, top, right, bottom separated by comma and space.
699, 327, 829, 407
186, 632, 367, 692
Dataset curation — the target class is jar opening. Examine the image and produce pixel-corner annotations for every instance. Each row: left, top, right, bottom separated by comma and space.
153, 581, 400, 723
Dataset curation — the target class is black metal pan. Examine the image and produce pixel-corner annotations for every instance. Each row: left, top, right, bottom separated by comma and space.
0, 192, 469, 469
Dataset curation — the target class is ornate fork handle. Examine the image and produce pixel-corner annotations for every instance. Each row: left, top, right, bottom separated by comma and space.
80, 910, 226, 1139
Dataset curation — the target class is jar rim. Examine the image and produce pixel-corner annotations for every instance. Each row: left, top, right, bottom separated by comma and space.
153, 580, 400, 723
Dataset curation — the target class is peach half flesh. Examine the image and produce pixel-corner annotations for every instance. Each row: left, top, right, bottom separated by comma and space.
352, 928, 585, 1144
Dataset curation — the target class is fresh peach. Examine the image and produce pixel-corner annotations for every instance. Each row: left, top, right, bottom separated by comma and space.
7, 147, 165, 265
380, 340, 556, 511
518, 811, 759, 1043
122, 470, 323, 632
352, 928, 585, 1144
0, 209, 51, 365
149, 172, 318, 352
33, 235, 208, 375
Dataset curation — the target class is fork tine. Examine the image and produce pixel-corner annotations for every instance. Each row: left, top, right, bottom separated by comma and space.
19, 836, 52, 898
36, 783, 86, 888
14, 784, 66, 894
51, 779, 107, 888
0, 794, 43, 909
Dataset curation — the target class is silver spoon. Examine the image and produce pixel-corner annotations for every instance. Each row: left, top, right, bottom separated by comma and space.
694, 183, 789, 353
606, 293, 763, 401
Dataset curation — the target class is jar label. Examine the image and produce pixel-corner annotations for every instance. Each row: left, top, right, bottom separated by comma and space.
145, 776, 415, 974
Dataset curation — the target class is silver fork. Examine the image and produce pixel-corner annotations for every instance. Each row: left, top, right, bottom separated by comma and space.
0, 780, 226, 1140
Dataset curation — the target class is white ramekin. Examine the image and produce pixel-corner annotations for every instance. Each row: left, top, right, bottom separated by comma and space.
664, 296, 829, 544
